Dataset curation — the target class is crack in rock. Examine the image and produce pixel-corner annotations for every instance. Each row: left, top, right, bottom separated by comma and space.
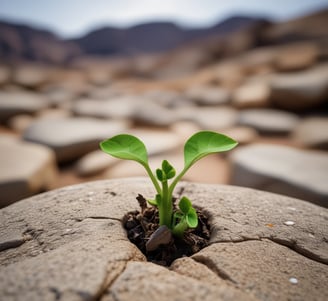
191, 255, 238, 285
0, 238, 25, 252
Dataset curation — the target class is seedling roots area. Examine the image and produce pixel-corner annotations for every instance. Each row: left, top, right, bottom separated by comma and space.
123, 194, 211, 266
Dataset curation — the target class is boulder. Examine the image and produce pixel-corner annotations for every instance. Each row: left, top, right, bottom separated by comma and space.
270, 64, 328, 110
274, 43, 319, 72
12, 65, 50, 89
0, 91, 48, 123
0, 135, 57, 207
23, 117, 129, 163
230, 144, 328, 207
238, 109, 299, 135
232, 82, 271, 108
0, 178, 327, 300
178, 106, 238, 130
291, 117, 328, 150
185, 85, 230, 106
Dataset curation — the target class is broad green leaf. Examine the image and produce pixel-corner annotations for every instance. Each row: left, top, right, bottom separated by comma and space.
186, 208, 198, 228
184, 131, 238, 169
178, 196, 192, 214
100, 134, 148, 166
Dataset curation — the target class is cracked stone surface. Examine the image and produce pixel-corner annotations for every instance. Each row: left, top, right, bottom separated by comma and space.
0, 178, 327, 301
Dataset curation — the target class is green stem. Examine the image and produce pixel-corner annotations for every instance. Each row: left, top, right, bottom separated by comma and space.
168, 166, 189, 198
143, 164, 161, 194
159, 180, 172, 228
172, 218, 188, 237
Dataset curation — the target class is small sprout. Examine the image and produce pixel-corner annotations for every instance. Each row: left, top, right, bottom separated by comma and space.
100, 131, 238, 238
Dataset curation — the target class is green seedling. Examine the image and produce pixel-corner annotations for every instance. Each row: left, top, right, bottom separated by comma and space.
100, 131, 238, 237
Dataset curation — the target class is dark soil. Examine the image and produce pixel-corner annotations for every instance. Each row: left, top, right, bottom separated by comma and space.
122, 194, 211, 266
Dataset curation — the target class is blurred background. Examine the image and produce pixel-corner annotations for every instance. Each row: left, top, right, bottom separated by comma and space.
0, 0, 327, 208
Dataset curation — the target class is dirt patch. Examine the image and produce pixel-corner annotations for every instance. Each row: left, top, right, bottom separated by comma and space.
123, 194, 211, 266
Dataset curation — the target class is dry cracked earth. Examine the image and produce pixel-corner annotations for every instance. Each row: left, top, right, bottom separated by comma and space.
0, 178, 327, 301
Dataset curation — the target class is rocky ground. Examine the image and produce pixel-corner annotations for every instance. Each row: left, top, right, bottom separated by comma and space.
0, 38, 328, 208
0, 178, 327, 301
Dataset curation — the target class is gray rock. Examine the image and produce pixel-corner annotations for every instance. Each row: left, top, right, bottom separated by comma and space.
72, 96, 140, 119
0, 135, 58, 207
142, 90, 189, 108
230, 144, 328, 207
178, 106, 238, 130
185, 85, 230, 106
0, 91, 48, 122
23, 117, 128, 163
238, 109, 300, 135
291, 117, 328, 150
232, 82, 271, 108
270, 64, 328, 110
0, 178, 327, 301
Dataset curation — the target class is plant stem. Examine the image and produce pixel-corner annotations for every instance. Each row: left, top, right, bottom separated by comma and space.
168, 166, 189, 198
143, 164, 161, 194
159, 180, 172, 228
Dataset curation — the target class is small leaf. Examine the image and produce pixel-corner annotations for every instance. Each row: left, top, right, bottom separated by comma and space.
173, 211, 184, 220
162, 160, 176, 179
100, 134, 148, 166
186, 208, 198, 228
156, 168, 165, 181
184, 131, 238, 170
147, 198, 158, 206
178, 196, 192, 214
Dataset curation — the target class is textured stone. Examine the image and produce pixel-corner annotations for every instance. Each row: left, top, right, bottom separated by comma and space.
0, 135, 57, 207
270, 64, 328, 110
232, 82, 271, 108
0, 178, 327, 301
23, 117, 128, 163
178, 106, 238, 130
0, 91, 48, 122
238, 109, 299, 135
185, 85, 230, 106
291, 117, 328, 150
230, 144, 328, 207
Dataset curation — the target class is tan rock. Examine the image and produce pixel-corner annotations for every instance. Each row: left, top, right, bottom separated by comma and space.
291, 117, 328, 150
230, 143, 328, 207
0, 178, 327, 300
274, 42, 319, 72
221, 126, 259, 145
232, 82, 271, 108
185, 85, 230, 106
7, 114, 35, 133
23, 117, 129, 163
238, 109, 300, 135
13, 65, 51, 89
0, 135, 58, 207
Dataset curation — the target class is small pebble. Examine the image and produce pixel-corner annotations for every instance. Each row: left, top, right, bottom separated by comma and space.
289, 277, 298, 284
284, 221, 295, 226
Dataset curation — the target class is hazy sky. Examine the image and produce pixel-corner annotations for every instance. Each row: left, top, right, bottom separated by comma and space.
0, 0, 327, 37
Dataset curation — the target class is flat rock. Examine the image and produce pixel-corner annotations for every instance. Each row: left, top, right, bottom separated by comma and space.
270, 64, 328, 110
177, 106, 238, 130
0, 178, 327, 301
72, 96, 141, 119
291, 117, 328, 150
238, 109, 300, 135
143, 90, 189, 108
232, 82, 271, 108
185, 85, 230, 106
0, 135, 58, 207
230, 143, 328, 207
22, 117, 129, 163
13, 65, 50, 89
0, 66, 11, 85
221, 126, 259, 145
0, 91, 48, 123
274, 42, 319, 72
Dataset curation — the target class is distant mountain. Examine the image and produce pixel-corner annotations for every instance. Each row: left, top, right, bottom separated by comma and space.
0, 9, 327, 64
0, 21, 81, 64
72, 16, 268, 56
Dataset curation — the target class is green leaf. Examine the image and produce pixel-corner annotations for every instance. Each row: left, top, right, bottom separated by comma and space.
162, 160, 176, 179
156, 168, 165, 181
178, 196, 192, 214
186, 208, 198, 228
184, 131, 238, 170
147, 198, 158, 206
100, 134, 148, 166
